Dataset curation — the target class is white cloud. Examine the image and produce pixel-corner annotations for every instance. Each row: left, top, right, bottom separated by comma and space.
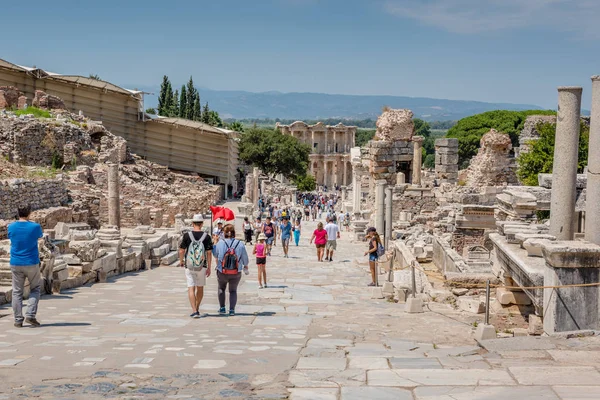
384, 0, 600, 37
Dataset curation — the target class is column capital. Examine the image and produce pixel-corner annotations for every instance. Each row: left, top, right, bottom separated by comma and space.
412, 136, 424, 144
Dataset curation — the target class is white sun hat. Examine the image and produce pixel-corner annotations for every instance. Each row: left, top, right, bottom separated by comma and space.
191, 214, 204, 223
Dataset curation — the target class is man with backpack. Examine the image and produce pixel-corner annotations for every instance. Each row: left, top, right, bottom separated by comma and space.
212, 224, 249, 316
262, 216, 277, 256
179, 214, 213, 318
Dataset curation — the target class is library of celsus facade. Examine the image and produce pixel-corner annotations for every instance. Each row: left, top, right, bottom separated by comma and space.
277, 121, 356, 187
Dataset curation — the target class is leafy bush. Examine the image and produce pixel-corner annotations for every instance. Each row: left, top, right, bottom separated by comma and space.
14, 106, 51, 119
446, 110, 556, 165
294, 174, 317, 192
51, 152, 63, 169
355, 129, 375, 147
423, 154, 435, 169
517, 121, 589, 186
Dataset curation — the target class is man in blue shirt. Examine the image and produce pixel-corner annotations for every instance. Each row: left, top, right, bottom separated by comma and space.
279, 216, 293, 258
8, 206, 43, 327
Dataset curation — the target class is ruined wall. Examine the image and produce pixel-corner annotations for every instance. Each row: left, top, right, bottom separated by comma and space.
451, 228, 486, 256
0, 178, 68, 220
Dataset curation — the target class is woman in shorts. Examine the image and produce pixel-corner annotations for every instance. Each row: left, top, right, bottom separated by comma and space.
253, 233, 268, 289
310, 222, 328, 262
365, 227, 382, 287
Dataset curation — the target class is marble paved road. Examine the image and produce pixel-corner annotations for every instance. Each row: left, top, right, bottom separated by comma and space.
0, 218, 600, 399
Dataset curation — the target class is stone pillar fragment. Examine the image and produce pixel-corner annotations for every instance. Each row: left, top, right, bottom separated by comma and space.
434, 138, 459, 184
586, 76, 600, 245
412, 136, 424, 186
542, 241, 600, 333
107, 163, 121, 228
375, 180, 386, 234
550, 87, 582, 240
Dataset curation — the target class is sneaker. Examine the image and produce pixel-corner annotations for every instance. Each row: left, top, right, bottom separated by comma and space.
367, 282, 376, 287
264, 284, 268, 288
25, 317, 41, 327
259, 285, 264, 289
229, 309, 235, 316
190, 311, 199, 318
14, 321, 22, 328
193, 312, 201, 319
219, 307, 227, 316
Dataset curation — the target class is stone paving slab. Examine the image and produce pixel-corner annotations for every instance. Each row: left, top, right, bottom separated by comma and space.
414, 385, 560, 399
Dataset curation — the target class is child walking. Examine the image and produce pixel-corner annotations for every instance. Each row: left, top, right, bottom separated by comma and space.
253, 233, 268, 289
293, 219, 301, 246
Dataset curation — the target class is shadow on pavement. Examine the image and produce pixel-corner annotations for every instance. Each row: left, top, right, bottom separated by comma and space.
40, 322, 93, 327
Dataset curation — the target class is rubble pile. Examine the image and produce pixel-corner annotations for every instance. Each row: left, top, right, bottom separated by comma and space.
0, 93, 221, 232
464, 129, 518, 187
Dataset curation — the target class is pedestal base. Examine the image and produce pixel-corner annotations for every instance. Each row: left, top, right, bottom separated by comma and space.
405, 296, 424, 313
371, 286, 384, 299
475, 324, 497, 341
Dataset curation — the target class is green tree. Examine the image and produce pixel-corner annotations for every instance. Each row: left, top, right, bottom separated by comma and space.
517, 121, 589, 186
294, 174, 317, 192
162, 81, 175, 117
414, 118, 431, 138
179, 85, 187, 118
192, 94, 202, 121
171, 89, 179, 117
447, 110, 556, 166
185, 76, 197, 120
423, 153, 435, 169
201, 102, 210, 124
239, 128, 311, 179
207, 110, 223, 127
228, 121, 244, 132
157, 75, 171, 116
355, 129, 376, 147
145, 107, 157, 114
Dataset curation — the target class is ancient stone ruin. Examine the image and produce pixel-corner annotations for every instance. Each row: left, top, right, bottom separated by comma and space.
464, 129, 518, 187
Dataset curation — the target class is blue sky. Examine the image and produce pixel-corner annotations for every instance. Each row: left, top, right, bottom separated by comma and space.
3, 0, 599, 109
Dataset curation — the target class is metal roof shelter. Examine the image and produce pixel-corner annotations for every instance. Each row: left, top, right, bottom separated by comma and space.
0, 57, 240, 198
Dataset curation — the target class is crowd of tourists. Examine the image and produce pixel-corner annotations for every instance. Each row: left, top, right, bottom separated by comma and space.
6, 191, 385, 327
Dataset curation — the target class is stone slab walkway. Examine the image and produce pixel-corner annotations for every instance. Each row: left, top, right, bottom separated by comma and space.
0, 217, 599, 399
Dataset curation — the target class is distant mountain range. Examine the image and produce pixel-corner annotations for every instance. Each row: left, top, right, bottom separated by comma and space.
139, 86, 546, 122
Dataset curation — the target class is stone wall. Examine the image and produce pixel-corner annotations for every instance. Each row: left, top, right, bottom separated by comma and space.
0, 178, 68, 220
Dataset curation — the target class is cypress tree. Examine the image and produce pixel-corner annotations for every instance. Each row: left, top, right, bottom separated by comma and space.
186, 76, 196, 120
179, 85, 187, 118
157, 75, 170, 116
201, 102, 210, 124
192, 93, 201, 121
163, 81, 174, 117
172, 89, 179, 117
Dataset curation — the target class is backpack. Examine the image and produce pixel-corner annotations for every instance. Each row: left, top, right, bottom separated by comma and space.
221, 240, 241, 275
263, 223, 273, 237
376, 243, 386, 258
185, 232, 207, 271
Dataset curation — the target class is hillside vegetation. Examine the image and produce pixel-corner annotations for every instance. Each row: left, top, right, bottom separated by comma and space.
446, 110, 556, 167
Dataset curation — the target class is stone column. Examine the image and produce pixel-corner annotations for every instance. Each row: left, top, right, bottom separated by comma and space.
586, 76, 600, 245
108, 163, 121, 228
375, 180, 386, 234
550, 86, 582, 240
253, 167, 259, 206
303, 131, 307, 145
385, 186, 393, 249
341, 187, 347, 201
352, 166, 362, 213
333, 131, 337, 153
412, 136, 424, 186
324, 161, 329, 187
311, 131, 315, 153
343, 161, 348, 186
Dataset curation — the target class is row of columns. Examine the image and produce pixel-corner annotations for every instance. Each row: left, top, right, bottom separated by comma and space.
311, 159, 352, 187
293, 130, 354, 154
